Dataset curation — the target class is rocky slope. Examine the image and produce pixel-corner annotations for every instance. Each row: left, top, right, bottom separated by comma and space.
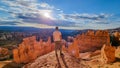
23, 51, 87, 68
23, 45, 120, 68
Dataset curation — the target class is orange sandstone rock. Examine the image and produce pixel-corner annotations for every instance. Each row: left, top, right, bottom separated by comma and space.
101, 44, 116, 63
68, 39, 80, 58
13, 49, 21, 63
76, 30, 110, 52
13, 36, 54, 64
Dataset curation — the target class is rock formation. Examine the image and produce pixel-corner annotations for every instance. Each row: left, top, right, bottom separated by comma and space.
101, 44, 116, 63
0, 48, 10, 60
80, 52, 92, 60
23, 49, 120, 68
13, 48, 21, 63
13, 36, 54, 64
13, 30, 112, 64
112, 31, 120, 46
68, 38, 80, 58
0, 35, 6, 40
23, 51, 86, 68
115, 46, 120, 58
76, 30, 110, 52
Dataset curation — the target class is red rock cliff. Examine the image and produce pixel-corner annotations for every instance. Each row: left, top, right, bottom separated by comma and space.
76, 30, 110, 52
13, 36, 54, 64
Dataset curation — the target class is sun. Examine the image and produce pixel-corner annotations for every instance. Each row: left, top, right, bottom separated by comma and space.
41, 11, 54, 20
43, 12, 51, 18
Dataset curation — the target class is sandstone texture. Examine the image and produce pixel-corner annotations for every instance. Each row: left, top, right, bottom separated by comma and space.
23, 50, 120, 68
101, 44, 116, 63
0, 48, 10, 60
23, 51, 87, 68
13, 36, 54, 64
76, 30, 110, 52
115, 46, 120, 58
68, 39, 80, 58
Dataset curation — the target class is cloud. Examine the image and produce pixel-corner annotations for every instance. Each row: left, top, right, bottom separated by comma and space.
0, 7, 8, 12
16, 13, 75, 27
0, 0, 119, 29
1, 0, 75, 27
59, 13, 112, 25
61, 13, 109, 20
0, 21, 21, 25
40, 3, 54, 9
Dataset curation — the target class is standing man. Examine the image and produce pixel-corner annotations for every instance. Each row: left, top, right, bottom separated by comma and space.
53, 27, 68, 68
53, 26, 63, 68
53, 26, 63, 56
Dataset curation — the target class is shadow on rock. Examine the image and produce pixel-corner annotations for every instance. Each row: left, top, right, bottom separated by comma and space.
3, 62, 24, 68
115, 58, 120, 62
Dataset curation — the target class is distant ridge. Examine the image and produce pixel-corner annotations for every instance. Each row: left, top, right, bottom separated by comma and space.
0, 26, 120, 31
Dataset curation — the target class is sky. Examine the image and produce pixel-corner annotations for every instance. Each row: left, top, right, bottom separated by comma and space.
0, 0, 120, 30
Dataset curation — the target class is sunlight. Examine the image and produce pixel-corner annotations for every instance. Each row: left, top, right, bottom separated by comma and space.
43, 12, 51, 19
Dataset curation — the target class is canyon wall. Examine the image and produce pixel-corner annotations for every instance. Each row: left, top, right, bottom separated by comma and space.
76, 30, 110, 52
13, 30, 111, 63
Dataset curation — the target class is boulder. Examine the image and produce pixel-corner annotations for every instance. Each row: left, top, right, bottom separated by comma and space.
101, 44, 116, 63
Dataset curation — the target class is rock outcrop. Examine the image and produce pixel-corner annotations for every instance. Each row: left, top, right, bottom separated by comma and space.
68, 38, 80, 58
76, 30, 110, 52
13, 30, 112, 64
23, 50, 120, 68
23, 51, 86, 68
115, 46, 120, 58
112, 31, 120, 46
13, 36, 54, 64
101, 44, 116, 63
0, 48, 10, 60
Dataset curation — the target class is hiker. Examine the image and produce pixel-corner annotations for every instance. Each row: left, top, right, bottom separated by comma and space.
53, 27, 68, 68
53, 26, 63, 56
